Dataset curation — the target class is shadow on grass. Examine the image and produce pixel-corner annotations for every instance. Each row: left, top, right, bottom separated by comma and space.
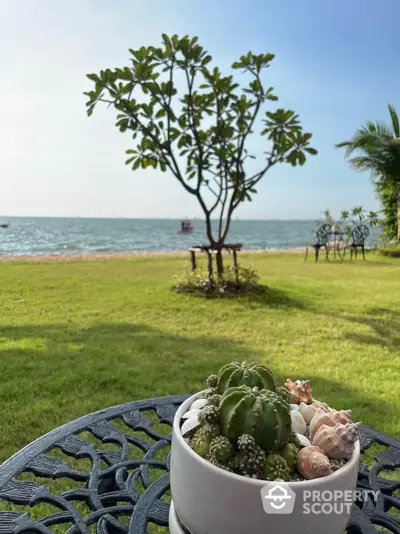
337, 307, 400, 352
0, 322, 393, 431
236, 286, 311, 310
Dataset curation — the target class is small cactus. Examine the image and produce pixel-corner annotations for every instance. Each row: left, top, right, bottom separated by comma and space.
201, 423, 221, 440
207, 374, 218, 388
236, 448, 266, 477
288, 430, 302, 449
219, 386, 291, 452
191, 432, 211, 458
216, 361, 276, 394
276, 386, 292, 405
280, 443, 298, 473
207, 394, 221, 407
237, 434, 257, 453
198, 405, 219, 425
209, 436, 233, 463
264, 454, 290, 481
205, 387, 218, 399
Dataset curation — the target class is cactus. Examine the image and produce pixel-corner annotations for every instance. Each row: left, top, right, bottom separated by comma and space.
216, 361, 276, 394
280, 443, 298, 473
209, 436, 233, 463
219, 386, 291, 452
276, 386, 292, 405
191, 431, 211, 458
264, 454, 290, 481
207, 394, 221, 407
205, 387, 218, 399
207, 374, 218, 388
201, 423, 221, 440
236, 448, 265, 477
198, 405, 219, 425
237, 434, 257, 453
288, 430, 303, 449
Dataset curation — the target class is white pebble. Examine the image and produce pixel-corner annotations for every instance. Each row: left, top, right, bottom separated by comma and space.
291, 410, 307, 435
182, 409, 201, 420
190, 398, 208, 411
181, 416, 200, 436
297, 433, 312, 447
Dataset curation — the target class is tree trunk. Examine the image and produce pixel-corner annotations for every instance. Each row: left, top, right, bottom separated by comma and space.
215, 249, 224, 281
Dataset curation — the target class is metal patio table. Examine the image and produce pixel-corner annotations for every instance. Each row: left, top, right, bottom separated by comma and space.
0, 395, 399, 533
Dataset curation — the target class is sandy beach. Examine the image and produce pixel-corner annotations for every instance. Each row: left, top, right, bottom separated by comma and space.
0, 248, 306, 263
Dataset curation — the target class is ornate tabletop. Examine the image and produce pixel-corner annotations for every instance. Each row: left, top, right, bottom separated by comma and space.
0, 395, 399, 533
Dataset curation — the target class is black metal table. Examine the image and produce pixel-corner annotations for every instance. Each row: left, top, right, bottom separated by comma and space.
0, 395, 399, 533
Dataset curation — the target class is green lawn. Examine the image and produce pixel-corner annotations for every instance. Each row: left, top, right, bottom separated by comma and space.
0, 251, 399, 463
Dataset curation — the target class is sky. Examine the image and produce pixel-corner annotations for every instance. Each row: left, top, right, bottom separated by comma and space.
0, 0, 399, 220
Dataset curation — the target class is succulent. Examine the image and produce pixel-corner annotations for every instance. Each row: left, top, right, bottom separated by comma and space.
237, 434, 257, 453
209, 436, 233, 463
191, 431, 211, 458
198, 405, 219, 426
207, 374, 218, 388
207, 394, 221, 407
276, 386, 292, 405
219, 386, 291, 452
205, 387, 218, 398
280, 443, 298, 473
236, 447, 266, 477
216, 361, 276, 394
264, 454, 290, 481
201, 423, 221, 440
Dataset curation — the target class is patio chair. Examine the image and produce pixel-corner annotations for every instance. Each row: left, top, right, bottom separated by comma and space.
304, 224, 332, 262
342, 224, 369, 260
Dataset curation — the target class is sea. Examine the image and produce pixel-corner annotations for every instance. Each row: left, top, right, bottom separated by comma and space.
0, 217, 381, 257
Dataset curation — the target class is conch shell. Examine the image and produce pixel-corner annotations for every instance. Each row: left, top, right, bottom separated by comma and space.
312, 400, 330, 413
312, 423, 360, 459
309, 409, 338, 440
331, 410, 352, 425
299, 402, 317, 424
297, 446, 332, 480
284, 379, 312, 405
291, 410, 307, 435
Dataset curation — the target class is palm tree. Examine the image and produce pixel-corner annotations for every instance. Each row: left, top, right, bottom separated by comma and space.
337, 104, 400, 242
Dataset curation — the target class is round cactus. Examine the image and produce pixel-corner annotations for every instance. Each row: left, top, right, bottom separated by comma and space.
191, 431, 211, 458
280, 443, 298, 473
219, 386, 291, 452
198, 405, 219, 426
216, 361, 276, 394
237, 434, 257, 453
201, 423, 221, 440
276, 386, 292, 405
205, 387, 218, 399
207, 374, 218, 388
209, 436, 233, 463
236, 447, 266, 477
264, 454, 290, 481
288, 430, 302, 450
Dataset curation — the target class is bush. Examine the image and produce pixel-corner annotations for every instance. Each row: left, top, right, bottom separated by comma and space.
172, 263, 265, 297
378, 243, 400, 257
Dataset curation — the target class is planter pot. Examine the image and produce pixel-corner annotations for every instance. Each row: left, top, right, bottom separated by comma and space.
170, 391, 360, 534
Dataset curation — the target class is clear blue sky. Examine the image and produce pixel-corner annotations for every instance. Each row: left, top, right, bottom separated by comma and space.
0, 0, 398, 219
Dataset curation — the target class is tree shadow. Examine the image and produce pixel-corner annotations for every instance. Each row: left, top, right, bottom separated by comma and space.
339, 307, 400, 352
236, 287, 312, 311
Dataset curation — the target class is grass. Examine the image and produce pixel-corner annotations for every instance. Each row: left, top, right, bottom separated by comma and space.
0, 252, 399, 530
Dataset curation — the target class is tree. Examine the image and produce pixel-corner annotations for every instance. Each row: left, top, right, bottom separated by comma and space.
84, 34, 317, 277
337, 104, 400, 242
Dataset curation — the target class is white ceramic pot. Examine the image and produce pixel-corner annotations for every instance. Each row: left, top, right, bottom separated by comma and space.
170, 391, 360, 534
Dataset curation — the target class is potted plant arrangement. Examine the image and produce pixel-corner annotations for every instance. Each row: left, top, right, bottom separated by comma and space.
169, 361, 360, 534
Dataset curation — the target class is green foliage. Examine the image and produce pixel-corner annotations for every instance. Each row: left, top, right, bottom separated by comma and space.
85, 34, 317, 246
172, 262, 261, 295
337, 104, 400, 241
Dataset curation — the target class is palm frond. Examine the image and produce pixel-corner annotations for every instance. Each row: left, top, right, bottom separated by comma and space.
388, 103, 400, 138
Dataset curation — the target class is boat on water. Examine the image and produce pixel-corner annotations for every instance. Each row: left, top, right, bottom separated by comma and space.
179, 218, 194, 234
0, 223, 8, 228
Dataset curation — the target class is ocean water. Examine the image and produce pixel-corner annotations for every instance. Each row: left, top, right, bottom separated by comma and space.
0, 217, 380, 257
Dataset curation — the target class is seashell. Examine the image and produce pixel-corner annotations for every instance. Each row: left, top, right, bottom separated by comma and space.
299, 402, 317, 424
331, 410, 352, 425
290, 404, 299, 411
313, 423, 360, 460
181, 416, 200, 437
312, 400, 331, 413
285, 379, 312, 405
297, 446, 332, 480
182, 409, 201, 420
291, 410, 307, 435
309, 409, 338, 440
297, 433, 312, 448
190, 398, 208, 411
